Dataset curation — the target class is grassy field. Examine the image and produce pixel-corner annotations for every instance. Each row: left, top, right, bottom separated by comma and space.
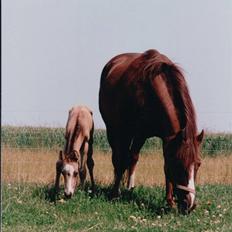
2, 148, 232, 231
2, 183, 232, 232
2, 126, 232, 231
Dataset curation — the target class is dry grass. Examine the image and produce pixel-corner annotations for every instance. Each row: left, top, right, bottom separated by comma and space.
2, 148, 232, 186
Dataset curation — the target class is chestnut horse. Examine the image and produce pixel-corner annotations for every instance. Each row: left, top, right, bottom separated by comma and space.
55, 106, 95, 198
99, 49, 204, 213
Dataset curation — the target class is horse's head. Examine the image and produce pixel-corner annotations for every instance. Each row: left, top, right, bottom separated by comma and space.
56, 150, 80, 198
164, 129, 204, 214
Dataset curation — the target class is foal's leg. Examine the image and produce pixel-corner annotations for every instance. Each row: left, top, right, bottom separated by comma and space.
55, 172, 61, 193
55, 160, 62, 193
127, 137, 146, 189
79, 141, 88, 187
87, 137, 95, 192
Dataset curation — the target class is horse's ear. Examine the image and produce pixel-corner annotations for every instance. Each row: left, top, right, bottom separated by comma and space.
59, 150, 64, 161
70, 150, 80, 162
197, 130, 204, 144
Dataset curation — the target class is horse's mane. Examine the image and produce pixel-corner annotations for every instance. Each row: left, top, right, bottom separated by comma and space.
166, 65, 200, 168
140, 49, 199, 168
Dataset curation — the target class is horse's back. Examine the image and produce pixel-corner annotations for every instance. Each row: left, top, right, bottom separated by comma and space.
100, 53, 141, 88
100, 49, 168, 91
66, 106, 93, 139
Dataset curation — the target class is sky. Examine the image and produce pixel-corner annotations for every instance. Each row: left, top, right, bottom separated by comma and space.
2, 0, 232, 132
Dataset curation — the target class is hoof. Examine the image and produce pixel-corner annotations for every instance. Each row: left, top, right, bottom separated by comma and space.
110, 189, 121, 200
167, 198, 175, 208
129, 186, 135, 191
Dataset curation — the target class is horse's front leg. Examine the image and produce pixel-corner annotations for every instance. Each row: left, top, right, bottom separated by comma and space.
164, 164, 175, 207
166, 180, 175, 207
127, 137, 145, 189
55, 161, 62, 193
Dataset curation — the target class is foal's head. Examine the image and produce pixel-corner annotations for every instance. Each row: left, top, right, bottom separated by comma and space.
56, 150, 80, 198
164, 129, 204, 214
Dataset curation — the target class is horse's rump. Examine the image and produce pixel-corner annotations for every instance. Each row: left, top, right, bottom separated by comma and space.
99, 49, 196, 139
65, 106, 94, 154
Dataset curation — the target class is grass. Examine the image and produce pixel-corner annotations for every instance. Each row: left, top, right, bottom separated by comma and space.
2, 148, 232, 231
2, 126, 232, 156
2, 183, 232, 232
2, 126, 232, 231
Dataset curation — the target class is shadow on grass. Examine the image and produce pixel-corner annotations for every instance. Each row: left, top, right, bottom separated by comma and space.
120, 187, 173, 215
38, 182, 174, 216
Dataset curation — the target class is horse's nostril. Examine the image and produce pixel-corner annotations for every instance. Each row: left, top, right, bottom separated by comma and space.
64, 192, 72, 199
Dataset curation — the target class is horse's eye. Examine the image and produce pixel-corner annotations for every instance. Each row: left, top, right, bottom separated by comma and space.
73, 171, 78, 177
67, 173, 70, 177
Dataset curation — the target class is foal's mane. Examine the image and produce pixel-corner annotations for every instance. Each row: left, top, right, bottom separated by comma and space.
140, 50, 200, 168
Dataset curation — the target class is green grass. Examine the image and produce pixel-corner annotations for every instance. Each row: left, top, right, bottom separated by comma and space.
2, 126, 232, 156
2, 184, 232, 232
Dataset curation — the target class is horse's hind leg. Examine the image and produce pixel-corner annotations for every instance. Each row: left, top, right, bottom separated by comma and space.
110, 135, 131, 198
111, 149, 129, 198
106, 127, 131, 198
80, 141, 88, 187
87, 138, 95, 192
127, 137, 146, 189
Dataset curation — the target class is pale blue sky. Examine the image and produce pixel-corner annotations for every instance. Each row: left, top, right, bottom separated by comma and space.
2, 0, 232, 132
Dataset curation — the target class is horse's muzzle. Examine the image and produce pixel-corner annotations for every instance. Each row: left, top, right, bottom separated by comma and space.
64, 192, 72, 199
176, 184, 196, 214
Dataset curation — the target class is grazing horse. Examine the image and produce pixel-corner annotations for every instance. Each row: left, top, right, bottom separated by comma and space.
99, 49, 204, 213
55, 106, 95, 198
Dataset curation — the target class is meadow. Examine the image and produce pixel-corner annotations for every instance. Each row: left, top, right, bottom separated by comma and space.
2, 126, 232, 231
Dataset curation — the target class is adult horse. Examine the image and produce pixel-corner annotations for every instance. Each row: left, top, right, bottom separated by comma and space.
99, 49, 204, 213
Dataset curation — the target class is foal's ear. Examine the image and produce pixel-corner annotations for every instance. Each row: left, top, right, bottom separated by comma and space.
59, 150, 64, 161
197, 130, 204, 144
70, 150, 80, 162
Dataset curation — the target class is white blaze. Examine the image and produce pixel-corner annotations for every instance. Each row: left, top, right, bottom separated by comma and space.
188, 165, 195, 208
63, 164, 75, 195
